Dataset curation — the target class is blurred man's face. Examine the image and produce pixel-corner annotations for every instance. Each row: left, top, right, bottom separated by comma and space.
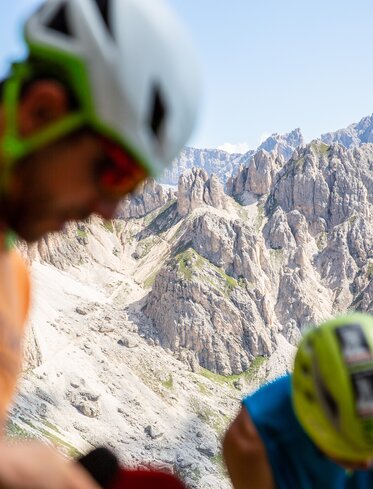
3, 132, 124, 242
0, 79, 147, 242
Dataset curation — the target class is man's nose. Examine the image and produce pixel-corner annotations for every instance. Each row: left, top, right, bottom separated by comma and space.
91, 199, 119, 220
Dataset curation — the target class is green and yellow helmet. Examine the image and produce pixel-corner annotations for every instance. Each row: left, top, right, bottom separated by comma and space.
293, 312, 373, 462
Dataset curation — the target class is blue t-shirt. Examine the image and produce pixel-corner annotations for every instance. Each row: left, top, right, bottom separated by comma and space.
242, 375, 373, 489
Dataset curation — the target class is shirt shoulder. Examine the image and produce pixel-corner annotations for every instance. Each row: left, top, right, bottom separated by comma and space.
243, 375, 296, 436
9, 249, 31, 325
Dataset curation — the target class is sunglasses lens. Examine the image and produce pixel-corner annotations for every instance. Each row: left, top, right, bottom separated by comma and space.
98, 138, 148, 196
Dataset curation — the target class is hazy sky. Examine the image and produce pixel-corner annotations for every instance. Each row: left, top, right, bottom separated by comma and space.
2, 1, 373, 151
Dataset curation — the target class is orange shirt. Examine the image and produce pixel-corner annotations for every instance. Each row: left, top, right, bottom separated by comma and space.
0, 248, 30, 424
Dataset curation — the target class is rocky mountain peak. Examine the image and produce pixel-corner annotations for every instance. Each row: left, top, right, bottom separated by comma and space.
268, 140, 372, 234
227, 149, 285, 200
257, 128, 304, 159
160, 147, 244, 186
177, 168, 227, 217
118, 179, 176, 219
162, 128, 304, 187
321, 113, 373, 148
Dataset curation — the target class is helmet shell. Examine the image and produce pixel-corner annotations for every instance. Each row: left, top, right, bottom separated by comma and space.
293, 313, 373, 462
24, 0, 201, 176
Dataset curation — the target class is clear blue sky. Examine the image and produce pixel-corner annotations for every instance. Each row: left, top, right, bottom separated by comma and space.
2, 1, 373, 151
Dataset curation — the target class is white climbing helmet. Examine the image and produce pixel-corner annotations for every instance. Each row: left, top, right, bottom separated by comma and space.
2, 0, 201, 182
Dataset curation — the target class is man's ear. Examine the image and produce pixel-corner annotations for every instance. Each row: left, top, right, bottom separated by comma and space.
18, 80, 70, 137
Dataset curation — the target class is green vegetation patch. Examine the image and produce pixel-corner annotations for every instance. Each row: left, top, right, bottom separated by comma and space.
270, 248, 284, 256
196, 381, 211, 396
143, 269, 159, 289
114, 220, 125, 234
142, 199, 177, 227
316, 231, 328, 251
189, 396, 215, 424
190, 466, 202, 482
224, 275, 237, 295
6, 420, 34, 439
161, 374, 174, 390
237, 276, 255, 290
257, 202, 265, 220
231, 200, 249, 221
295, 156, 305, 170
175, 248, 238, 297
7, 418, 81, 458
103, 220, 114, 233
212, 453, 227, 476
254, 202, 266, 231
269, 248, 284, 270
189, 396, 230, 436
368, 262, 373, 279
42, 427, 82, 458
311, 141, 329, 155
349, 215, 358, 226
135, 235, 160, 259
176, 248, 200, 281
77, 229, 88, 238
199, 356, 267, 386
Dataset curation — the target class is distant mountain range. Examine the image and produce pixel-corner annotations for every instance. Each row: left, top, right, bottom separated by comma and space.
160, 128, 304, 186
161, 113, 373, 186
321, 114, 373, 148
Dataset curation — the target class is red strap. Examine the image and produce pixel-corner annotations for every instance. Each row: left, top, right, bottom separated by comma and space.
109, 468, 186, 489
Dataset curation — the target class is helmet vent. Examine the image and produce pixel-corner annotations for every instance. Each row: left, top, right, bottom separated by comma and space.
47, 2, 71, 37
149, 84, 167, 141
301, 363, 310, 375
92, 0, 113, 37
304, 390, 315, 402
320, 382, 339, 422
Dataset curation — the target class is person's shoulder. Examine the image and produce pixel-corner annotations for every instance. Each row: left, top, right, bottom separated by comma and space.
243, 375, 291, 410
9, 249, 29, 280
223, 406, 276, 488
9, 249, 31, 322
224, 378, 292, 462
242, 374, 298, 440
224, 406, 264, 455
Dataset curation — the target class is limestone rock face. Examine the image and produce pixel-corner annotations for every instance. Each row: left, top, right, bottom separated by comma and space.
145, 255, 273, 375
263, 207, 296, 250
227, 150, 285, 199
144, 141, 372, 374
354, 276, 373, 313
20, 215, 136, 275
268, 142, 372, 233
188, 213, 273, 286
118, 179, 176, 219
19, 138, 373, 380
177, 169, 227, 217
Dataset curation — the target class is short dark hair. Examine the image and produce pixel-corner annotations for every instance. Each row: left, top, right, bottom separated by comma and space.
0, 58, 79, 110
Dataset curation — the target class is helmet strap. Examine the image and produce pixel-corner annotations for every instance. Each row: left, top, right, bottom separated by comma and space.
0, 62, 87, 192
